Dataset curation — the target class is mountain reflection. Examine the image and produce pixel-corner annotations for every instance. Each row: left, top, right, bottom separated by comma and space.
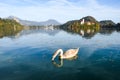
0, 25, 120, 39
0, 26, 59, 39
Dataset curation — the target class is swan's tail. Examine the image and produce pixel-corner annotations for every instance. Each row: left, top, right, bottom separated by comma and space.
76, 48, 79, 53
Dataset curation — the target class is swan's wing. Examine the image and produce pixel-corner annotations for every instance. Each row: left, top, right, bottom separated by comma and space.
63, 49, 78, 58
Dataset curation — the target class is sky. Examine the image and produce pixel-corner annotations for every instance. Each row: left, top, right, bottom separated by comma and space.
0, 0, 120, 23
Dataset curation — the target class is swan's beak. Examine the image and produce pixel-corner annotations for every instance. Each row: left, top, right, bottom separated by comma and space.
51, 60, 54, 62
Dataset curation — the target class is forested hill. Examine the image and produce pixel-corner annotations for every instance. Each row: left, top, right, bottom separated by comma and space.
59, 16, 100, 30
0, 18, 23, 38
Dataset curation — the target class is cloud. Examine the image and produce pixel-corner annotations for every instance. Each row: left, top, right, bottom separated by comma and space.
0, 0, 120, 23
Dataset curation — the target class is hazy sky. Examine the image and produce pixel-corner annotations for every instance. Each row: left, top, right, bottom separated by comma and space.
0, 0, 120, 23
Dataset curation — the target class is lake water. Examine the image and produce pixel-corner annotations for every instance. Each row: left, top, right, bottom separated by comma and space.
0, 28, 120, 80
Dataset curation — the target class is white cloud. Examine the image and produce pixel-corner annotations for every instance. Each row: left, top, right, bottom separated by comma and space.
0, 0, 120, 23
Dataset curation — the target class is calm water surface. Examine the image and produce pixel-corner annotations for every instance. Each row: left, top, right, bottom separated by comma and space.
0, 29, 120, 80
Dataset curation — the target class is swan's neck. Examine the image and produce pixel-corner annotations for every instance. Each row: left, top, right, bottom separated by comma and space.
52, 49, 63, 61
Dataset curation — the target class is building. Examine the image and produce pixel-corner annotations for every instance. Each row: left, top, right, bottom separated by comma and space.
80, 19, 84, 25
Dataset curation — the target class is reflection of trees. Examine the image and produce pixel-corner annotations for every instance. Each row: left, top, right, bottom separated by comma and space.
99, 28, 116, 35
116, 23, 120, 32
60, 24, 120, 39
60, 25, 100, 39
0, 25, 23, 38
100, 24, 120, 35
0, 19, 23, 38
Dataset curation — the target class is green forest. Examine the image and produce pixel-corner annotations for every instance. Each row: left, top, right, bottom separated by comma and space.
0, 18, 23, 38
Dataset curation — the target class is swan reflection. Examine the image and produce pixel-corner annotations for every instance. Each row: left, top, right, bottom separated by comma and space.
52, 55, 78, 67
52, 59, 63, 67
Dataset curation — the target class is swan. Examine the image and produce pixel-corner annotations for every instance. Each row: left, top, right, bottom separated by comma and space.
52, 48, 79, 61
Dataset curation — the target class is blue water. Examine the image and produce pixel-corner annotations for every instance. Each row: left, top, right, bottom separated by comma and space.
0, 29, 120, 80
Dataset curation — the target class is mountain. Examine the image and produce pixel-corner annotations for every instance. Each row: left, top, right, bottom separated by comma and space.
7, 16, 61, 26
99, 20, 116, 26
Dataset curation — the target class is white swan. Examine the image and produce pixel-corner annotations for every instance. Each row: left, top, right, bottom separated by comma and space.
52, 48, 79, 61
